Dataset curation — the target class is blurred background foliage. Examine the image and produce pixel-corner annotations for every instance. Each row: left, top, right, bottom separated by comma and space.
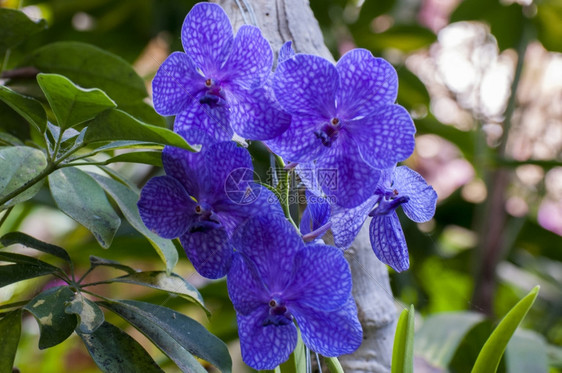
1, 0, 561, 371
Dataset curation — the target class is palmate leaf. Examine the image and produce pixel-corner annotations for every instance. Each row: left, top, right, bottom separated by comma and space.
89, 255, 136, 274
0, 8, 46, 53
101, 300, 232, 373
0, 85, 46, 133
65, 292, 105, 334
87, 172, 178, 272
83, 109, 199, 152
107, 271, 207, 313
37, 73, 116, 130
23, 286, 77, 349
0, 309, 22, 373
48, 167, 121, 248
0, 231, 71, 263
0, 146, 48, 209
77, 321, 164, 373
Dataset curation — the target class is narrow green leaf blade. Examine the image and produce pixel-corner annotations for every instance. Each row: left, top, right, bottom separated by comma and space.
109, 271, 206, 313
0, 309, 22, 373
471, 286, 540, 373
102, 300, 232, 373
325, 357, 345, 373
279, 330, 306, 373
28, 41, 147, 103
37, 73, 116, 129
23, 286, 77, 349
0, 231, 71, 262
48, 167, 121, 248
65, 292, 104, 334
87, 172, 178, 272
0, 146, 48, 208
84, 109, 199, 152
392, 305, 415, 373
0, 86, 47, 133
77, 321, 164, 373
0, 263, 57, 288
89, 255, 136, 274
0, 8, 46, 52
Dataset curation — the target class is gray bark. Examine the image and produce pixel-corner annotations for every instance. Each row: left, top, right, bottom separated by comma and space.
213, 1, 397, 371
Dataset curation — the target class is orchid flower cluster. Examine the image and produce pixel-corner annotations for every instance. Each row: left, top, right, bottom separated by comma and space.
137, 2, 437, 370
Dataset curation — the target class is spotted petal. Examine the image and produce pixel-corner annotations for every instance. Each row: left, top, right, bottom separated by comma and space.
273, 54, 339, 117
394, 166, 437, 223
221, 25, 272, 90
181, 3, 233, 76
232, 215, 304, 293
137, 176, 196, 239
236, 307, 298, 370
152, 52, 205, 116
336, 49, 398, 119
331, 195, 378, 248
228, 82, 291, 140
318, 140, 381, 208
347, 104, 416, 169
284, 244, 351, 311
292, 297, 362, 357
300, 190, 330, 235
278, 41, 296, 64
227, 253, 269, 315
214, 185, 283, 235
369, 212, 409, 272
173, 101, 232, 143
180, 227, 232, 279
202, 141, 253, 200
265, 114, 326, 162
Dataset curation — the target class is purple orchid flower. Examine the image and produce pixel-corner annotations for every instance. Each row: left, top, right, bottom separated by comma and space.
137, 130, 283, 279
227, 214, 362, 369
299, 189, 331, 243
331, 166, 437, 272
151, 3, 290, 142
267, 44, 415, 207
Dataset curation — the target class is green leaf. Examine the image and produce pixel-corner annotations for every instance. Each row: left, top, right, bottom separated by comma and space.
77, 321, 164, 373
325, 357, 344, 373
65, 292, 104, 334
37, 73, 117, 130
24, 286, 77, 349
0, 86, 47, 133
28, 41, 147, 103
48, 167, 121, 248
109, 271, 206, 313
89, 255, 136, 274
505, 329, 548, 373
0, 146, 48, 209
86, 172, 178, 272
0, 263, 57, 288
118, 101, 167, 128
48, 123, 81, 143
101, 151, 163, 167
0, 309, 22, 373
278, 330, 306, 373
84, 109, 199, 152
0, 8, 47, 53
0, 231, 71, 262
101, 300, 232, 373
471, 286, 540, 373
535, 1, 562, 53
414, 311, 484, 369
392, 305, 415, 373
364, 25, 436, 52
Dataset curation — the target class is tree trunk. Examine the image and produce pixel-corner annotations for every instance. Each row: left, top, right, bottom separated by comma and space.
213, 1, 397, 371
